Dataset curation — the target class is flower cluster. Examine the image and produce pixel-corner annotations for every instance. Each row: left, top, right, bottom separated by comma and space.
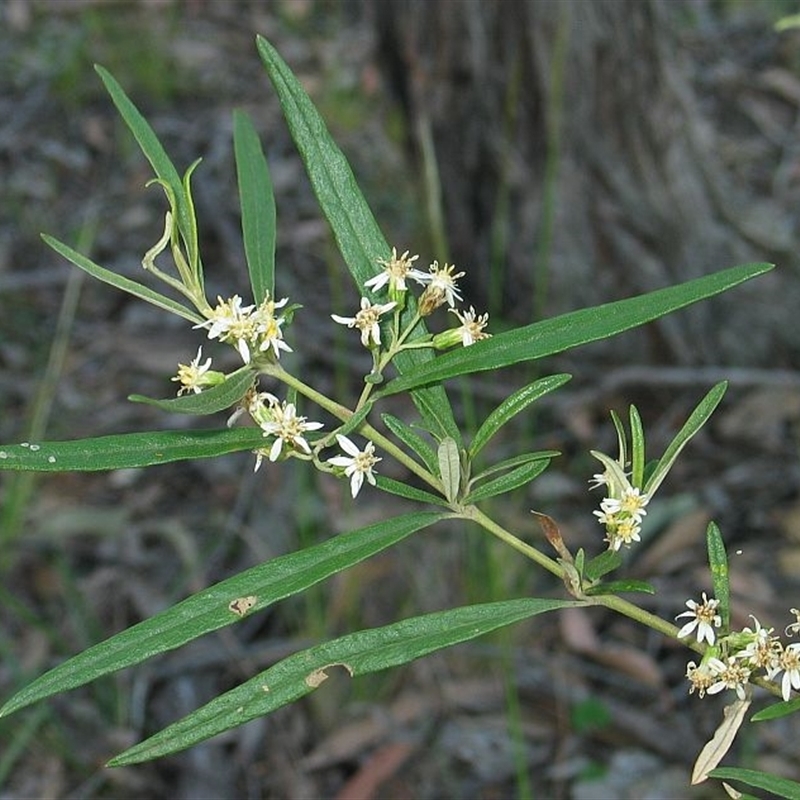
171, 346, 225, 395
168, 243, 491, 499
332, 247, 491, 351
194, 293, 291, 365
680, 598, 800, 702
590, 470, 650, 552
326, 434, 381, 498
242, 392, 379, 495
248, 392, 324, 469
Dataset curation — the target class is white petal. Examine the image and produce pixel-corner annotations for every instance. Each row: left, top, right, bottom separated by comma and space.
349, 470, 365, 498
269, 437, 283, 462
335, 434, 361, 456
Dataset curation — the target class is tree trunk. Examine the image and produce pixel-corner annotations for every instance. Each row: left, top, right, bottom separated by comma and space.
369, 0, 790, 366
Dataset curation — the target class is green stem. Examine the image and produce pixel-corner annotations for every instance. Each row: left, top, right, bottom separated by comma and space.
592, 592, 684, 642
353, 311, 426, 410
465, 506, 563, 578
262, 363, 443, 493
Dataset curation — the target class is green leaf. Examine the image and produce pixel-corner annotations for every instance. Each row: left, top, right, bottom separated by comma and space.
469, 374, 571, 459
374, 475, 448, 507
629, 405, 645, 488
0, 428, 270, 472
706, 521, 730, 631
95, 65, 193, 248
0, 512, 444, 718
333, 402, 374, 440
233, 110, 276, 303
584, 580, 655, 596
255, 35, 460, 446
108, 597, 579, 764
42, 235, 204, 325
707, 767, 800, 800
468, 450, 559, 484
378, 263, 774, 396
129, 366, 255, 415
381, 413, 438, 473
609, 409, 627, 471
464, 458, 551, 504
751, 697, 800, 722
438, 437, 460, 503
179, 158, 202, 280
645, 382, 727, 496
584, 550, 623, 581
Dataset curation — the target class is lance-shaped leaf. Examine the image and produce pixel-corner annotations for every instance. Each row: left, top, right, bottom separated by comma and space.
0, 512, 444, 717
464, 458, 551, 504
95, 65, 193, 250
381, 413, 438, 473
644, 382, 727, 496
469, 450, 560, 483
375, 475, 448, 507
129, 366, 255, 415
691, 698, 751, 785
377, 263, 773, 396
629, 405, 645, 489
706, 522, 731, 631
233, 110, 276, 303
108, 597, 579, 765
751, 697, 800, 722
438, 437, 460, 503
584, 580, 655, 596
469, 374, 571, 459
707, 768, 800, 800
255, 35, 460, 445
0, 428, 270, 472
42, 235, 203, 325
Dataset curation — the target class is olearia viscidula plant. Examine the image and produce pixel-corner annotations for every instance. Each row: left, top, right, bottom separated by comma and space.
0, 37, 796, 798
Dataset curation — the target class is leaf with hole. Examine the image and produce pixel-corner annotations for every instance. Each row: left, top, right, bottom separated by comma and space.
0, 512, 444, 718
108, 597, 579, 765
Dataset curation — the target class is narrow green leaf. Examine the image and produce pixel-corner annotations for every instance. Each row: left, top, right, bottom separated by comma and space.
333, 402, 374, 440
95, 65, 192, 246
255, 35, 460, 446
469, 450, 559, 484
609, 409, 627, 472
584, 580, 655, 596
706, 521, 731, 631
584, 550, 623, 581
381, 413, 438, 473
751, 697, 800, 722
378, 263, 774, 396
181, 158, 202, 281
629, 405, 645, 488
707, 767, 800, 800
438, 437, 460, 503
374, 476, 448, 507
469, 374, 571, 459
0, 512, 443, 718
129, 366, 255, 415
574, 549, 586, 580
0, 428, 269, 472
42, 235, 203, 324
464, 459, 550, 504
233, 110, 276, 303
645, 382, 727, 496
109, 597, 579, 765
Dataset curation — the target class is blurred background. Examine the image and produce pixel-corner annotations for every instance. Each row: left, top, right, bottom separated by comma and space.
1, 0, 800, 797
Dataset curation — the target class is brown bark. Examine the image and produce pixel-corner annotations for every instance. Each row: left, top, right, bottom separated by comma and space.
369, 0, 790, 366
